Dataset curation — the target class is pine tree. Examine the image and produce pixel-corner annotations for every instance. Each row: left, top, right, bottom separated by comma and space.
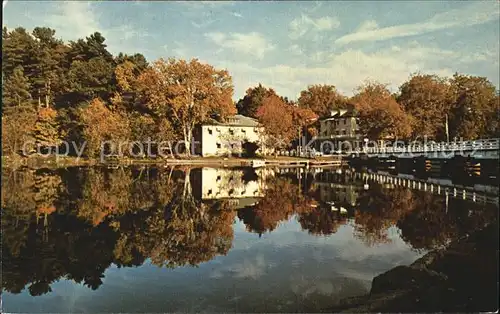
29, 27, 69, 108
2, 66, 32, 108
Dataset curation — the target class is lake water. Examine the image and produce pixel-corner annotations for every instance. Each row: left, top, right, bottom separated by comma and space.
1, 166, 498, 313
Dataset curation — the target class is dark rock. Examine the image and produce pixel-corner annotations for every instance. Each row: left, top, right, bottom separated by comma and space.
370, 265, 446, 294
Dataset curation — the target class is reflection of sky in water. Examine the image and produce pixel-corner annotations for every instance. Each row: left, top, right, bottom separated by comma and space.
3, 217, 424, 313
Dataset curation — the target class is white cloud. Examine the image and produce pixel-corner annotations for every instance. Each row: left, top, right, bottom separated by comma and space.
29, 2, 150, 55
336, 1, 500, 45
289, 14, 340, 40
461, 49, 499, 65
355, 19, 379, 32
205, 31, 275, 59
172, 41, 191, 59
44, 2, 101, 40
288, 44, 304, 56
215, 42, 459, 100
191, 19, 216, 29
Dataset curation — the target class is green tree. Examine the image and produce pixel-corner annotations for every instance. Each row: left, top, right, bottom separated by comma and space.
68, 32, 113, 62
2, 27, 36, 78
236, 83, 277, 118
66, 57, 115, 103
2, 66, 32, 108
30, 27, 69, 108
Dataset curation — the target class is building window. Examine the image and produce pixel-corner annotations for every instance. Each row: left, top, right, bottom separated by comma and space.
207, 189, 212, 195
216, 143, 221, 149
216, 175, 221, 181
229, 129, 234, 135
241, 129, 246, 133
208, 129, 213, 135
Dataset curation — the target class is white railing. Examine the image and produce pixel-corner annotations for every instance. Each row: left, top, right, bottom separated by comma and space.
360, 138, 499, 155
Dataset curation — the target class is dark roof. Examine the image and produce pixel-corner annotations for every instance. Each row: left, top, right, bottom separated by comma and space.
320, 107, 358, 121
204, 114, 260, 127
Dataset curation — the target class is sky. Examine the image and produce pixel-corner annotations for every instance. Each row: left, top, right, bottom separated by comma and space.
3, 0, 499, 100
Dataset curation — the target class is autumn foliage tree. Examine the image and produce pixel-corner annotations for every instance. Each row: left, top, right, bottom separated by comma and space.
398, 74, 451, 140
448, 73, 498, 140
291, 106, 319, 141
33, 108, 63, 150
79, 98, 130, 157
256, 94, 295, 152
1, 108, 37, 155
298, 84, 348, 117
137, 58, 235, 155
352, 82, 413, 140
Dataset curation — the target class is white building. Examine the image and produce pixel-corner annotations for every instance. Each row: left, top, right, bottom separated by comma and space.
314, 107, 363, 153
195, 115, 269, 157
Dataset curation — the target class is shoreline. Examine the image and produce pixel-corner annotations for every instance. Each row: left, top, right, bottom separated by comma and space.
328, 220, 499, 312
1, 155, 344, 169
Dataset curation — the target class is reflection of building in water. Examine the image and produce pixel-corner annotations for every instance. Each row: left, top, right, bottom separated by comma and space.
313, 171, 362, 208
316, 183, 360, 208
194, 168, 273, 209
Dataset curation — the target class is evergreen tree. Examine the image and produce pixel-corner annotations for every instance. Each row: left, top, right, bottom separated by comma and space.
2, 27, 36, 78
31, 27, 68, 108
2, 66, 32, 108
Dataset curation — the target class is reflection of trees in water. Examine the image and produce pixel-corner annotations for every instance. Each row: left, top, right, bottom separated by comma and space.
1, 167, 497, 297
397, 193, 497, 251
237, 175, 316, 235
1, 166, 236, 296
353, 185, 415, 246
352, 183, 497, 249
298, 208, 349, 236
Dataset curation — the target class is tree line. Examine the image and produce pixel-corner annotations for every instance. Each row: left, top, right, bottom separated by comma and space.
3, 26, 499, 158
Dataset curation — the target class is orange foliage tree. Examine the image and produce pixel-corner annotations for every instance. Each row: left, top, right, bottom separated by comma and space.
256, 94, 295, 153
137, 58, 235, 155
33, 107, 63, 149
398, 73, 451, 140
298, 84, 348, 117
352, 82, 413, 140
79, 98, 130, 157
